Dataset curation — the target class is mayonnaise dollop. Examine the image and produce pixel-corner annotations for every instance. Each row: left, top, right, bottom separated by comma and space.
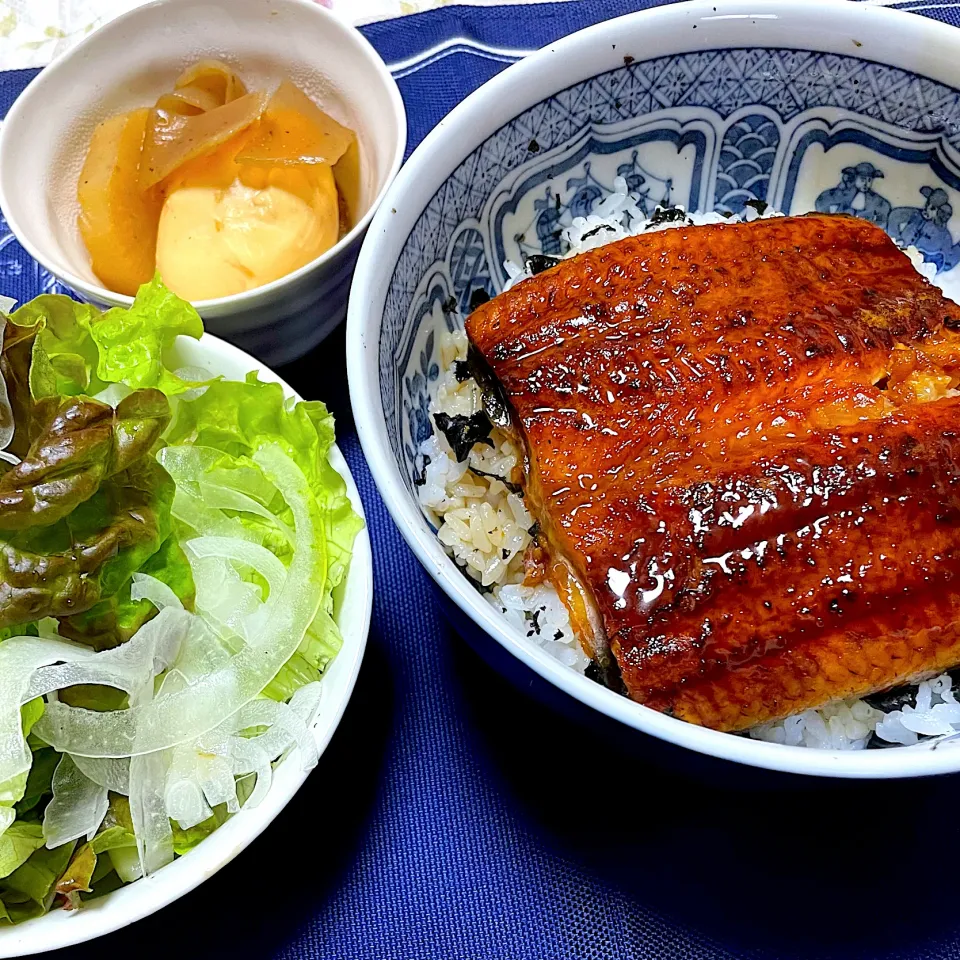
155, 141, 339, 300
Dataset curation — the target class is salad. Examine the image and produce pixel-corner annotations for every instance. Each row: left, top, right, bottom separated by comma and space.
0, 277, 362, 922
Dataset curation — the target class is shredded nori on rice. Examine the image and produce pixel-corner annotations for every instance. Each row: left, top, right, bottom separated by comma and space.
524, 254, 563, 276
468, 288, 491, 311
469, 465, 522, 494
580, 224, 618, 242
433, 410, 494, 462
645, 206, 690, 228
864, 686, 917, 714
463, 344, 513, 429
585, 657, 626, 695
414, 454, 432, 488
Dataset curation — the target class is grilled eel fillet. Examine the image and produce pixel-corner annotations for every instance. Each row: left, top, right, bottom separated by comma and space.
465, 213, 960, 732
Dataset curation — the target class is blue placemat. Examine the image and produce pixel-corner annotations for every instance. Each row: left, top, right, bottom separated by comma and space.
5, 3, 960, 958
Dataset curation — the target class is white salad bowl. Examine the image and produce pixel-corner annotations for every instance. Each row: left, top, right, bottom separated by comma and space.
348, 0, 960, 778
0, 0, 406, 366
0, 332, 373, 957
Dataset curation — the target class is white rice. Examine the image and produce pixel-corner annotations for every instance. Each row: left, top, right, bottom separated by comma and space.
418, 331, 588, 671
420, 177, 957, 749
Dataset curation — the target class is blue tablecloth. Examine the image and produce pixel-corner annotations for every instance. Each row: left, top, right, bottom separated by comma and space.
5, 2, 960, 958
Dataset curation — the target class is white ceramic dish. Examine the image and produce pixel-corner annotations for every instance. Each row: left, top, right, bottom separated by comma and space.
348, 0, 960, 778
0, 0, 406, 366
0, 332, 373, 957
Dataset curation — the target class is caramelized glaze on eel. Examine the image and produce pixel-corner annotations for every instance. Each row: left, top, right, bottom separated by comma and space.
465, 214, 960, 731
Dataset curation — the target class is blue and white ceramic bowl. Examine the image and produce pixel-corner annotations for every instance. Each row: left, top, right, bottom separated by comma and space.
349, 0, 960, 778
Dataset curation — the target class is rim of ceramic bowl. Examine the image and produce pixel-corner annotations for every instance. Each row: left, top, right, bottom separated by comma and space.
0, 0, 406, 313
0, 332, 373, 957
348, 0, 960, 779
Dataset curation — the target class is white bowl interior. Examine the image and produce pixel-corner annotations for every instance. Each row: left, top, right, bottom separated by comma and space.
349, 0, 960, 778
0, 332, 373, 957
0, 0, 402, 307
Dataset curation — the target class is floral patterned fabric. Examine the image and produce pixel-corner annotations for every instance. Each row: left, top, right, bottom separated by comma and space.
0, 0, 560, 70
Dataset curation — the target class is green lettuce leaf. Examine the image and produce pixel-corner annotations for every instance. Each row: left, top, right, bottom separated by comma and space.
0, 623, 39, 643
166, 373, 362, 599
91, 826, 135, 855
0, 308, 46, 457
92, 275, 205, 396
19, 701, 43, 740
0, 704, 50, 830
171, 805, 230, 856
96, 796, 138, 883
0, 839, 75, 917
0, 456, 174, 629
165, 374, 362, 697
0, 822, 44, 881
0, 389, 170, 532
15, 748, 57, 817
9, 296, 102, 400
7, 276, 205, 408
58, 534, 195, 651
54, 843, 96, 900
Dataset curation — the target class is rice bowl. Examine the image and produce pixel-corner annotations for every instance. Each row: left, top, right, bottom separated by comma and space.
417, 182, 960, 753
349, 0, 960, 777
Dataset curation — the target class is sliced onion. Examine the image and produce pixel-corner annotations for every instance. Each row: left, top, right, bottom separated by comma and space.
164, 778, 211, 830
42, 755, 109, 849
170, 486, 268, 545
159, 445, 289, 540
164, 744, 213, 829
92, 382, 132, 409
189, 555, 263, 641
172, 366, 212, 402
130, 750, 174, 876
27, 608, 189, 700
186, 537, 287, 604
70, 755, 130, 795
286, 682, 324, 769
131, 572, 183, 611
166, 617, 233, 683
0, 636, 93, 824
227, 737, 272, 808
197, 482, 292, 538
237, 685, 322, 771
196, 750, 240, 814
33, 445, 325, 760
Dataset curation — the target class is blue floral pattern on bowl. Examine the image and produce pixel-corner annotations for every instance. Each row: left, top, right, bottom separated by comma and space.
384, 47, 960, 493
397, 48, 960, 489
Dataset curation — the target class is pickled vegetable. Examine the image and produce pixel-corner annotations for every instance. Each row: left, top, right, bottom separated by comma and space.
235, 80, 354, 167
77, 109, 163, 296
76, 62, 357, 299
139, 90, 268, 190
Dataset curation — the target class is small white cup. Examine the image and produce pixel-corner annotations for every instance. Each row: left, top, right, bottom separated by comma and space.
0, 0, 406, 366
